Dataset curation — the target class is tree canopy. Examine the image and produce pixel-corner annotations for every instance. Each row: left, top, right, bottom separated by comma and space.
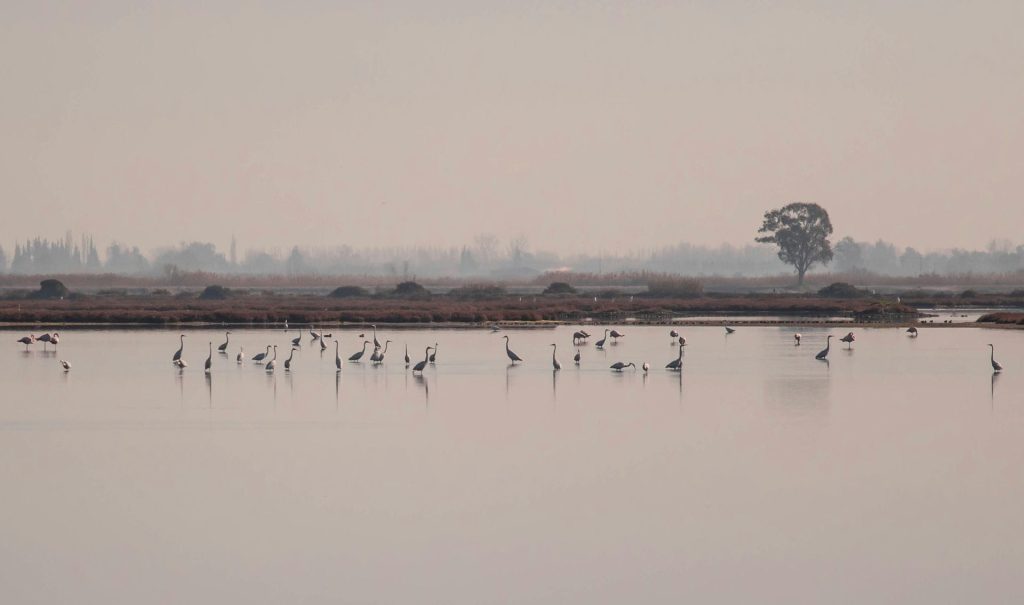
755, 202, 834, 285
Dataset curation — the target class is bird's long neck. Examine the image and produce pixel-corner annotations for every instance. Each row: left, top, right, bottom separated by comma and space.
990, 345, 995, 361
382, 342, 389, 353
424, 348, 431, 363
287, 350, 294, 361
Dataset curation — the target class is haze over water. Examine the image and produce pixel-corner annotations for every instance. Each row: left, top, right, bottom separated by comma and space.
2, 325, 1022, 603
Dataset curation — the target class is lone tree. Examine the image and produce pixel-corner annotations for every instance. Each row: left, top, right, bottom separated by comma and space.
756, 202, 834, 285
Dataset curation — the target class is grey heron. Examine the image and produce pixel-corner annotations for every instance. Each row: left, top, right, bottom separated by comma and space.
429, 343, 438, 364
371, 325, 381, 349
595, 329, 610, 349
503, 335, 523, 364
334, 340, 342, 371
550, 344, 561, 370
404, 344, 410, 366
349, 341, 371, 361
204, 342, 212, 374
610, 361, 635, 372
217, 331, 231, 353
609, 329, 625, 341
989, 344, 1003, 372
373, 341, 392, 364
666, 344, 683, 370
284, 347, 297, 371
291, 331, 302, 347
669, 329, 679, 338
252, 345, 271, 364
815, 335, 833, 360
413, 347, 433, 373
172, 334, 186, 363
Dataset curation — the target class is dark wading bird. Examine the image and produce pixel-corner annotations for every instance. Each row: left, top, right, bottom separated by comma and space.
503, 335, 523, 364
204, 342, 213, 374
38, 332, 58, 351
794, 333, 802, 345
429, 343, 438, 364
284, 347, 297, 371
172, 334, 186, 363
550, 344, 561, 371
907, 327, 918, 337
218, 331, 231, 353
404, 344, 410, 366
413, 347, 433, 374
666, 344, 684, 370
291, 331, 303, 347
610, 361, 636, 372
349, 340, 371, 362
816, 335, 833, 360
17, 335, 35, 350
334, 340, 342, 371
609, 330, 625, 342
670, 329, 679, 338
840, 332, 855, 348
574, 348, 581, 365
252, 345, 271, 364
725, 326, 736, 334
595, 329, 610, 349
989, 344, 1003, 372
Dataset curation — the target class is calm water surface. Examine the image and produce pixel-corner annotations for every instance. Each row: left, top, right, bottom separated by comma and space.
1, 325, 1022, 603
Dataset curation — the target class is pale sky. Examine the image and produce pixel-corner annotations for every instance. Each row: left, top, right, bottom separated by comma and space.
1, 1, 1022, 255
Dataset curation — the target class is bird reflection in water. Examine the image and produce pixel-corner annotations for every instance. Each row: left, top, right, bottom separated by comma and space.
205, 373, 212, 408
414, 374, 429, 407
991, 371, 1000, 410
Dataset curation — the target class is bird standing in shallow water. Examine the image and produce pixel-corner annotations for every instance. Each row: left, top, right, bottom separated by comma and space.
172, 334, 186, 363
334, 340, 342, 371
413, 347, 432, 374
217, 331, 231, 354
503, 335, 523, 364
610, 362, 635, 372
237, 347, 245, 364
794, 333, 802, 345
907, 327, 918, 337
60, 359, 71, 371
840, 332, 855, 348
284, 347, 297, 371
816, 335, 833, 360
550, 344, 561, 371
574, 348, 581, 365
204, 342, 213, 374
989, 344, 1003, 372
595, 329, 610, 349
17, 335, 35, 349
266, 346, 278, 372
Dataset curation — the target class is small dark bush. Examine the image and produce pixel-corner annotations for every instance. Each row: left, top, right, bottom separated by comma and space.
1010, 289, 1024, 298
959, 289, 979, 298
818, 282, 866, 298
392, 281, 429, 298
32, 279, 70, 299
199, 285, 231, 300
329, 285, 369, 298
543, 282, 577, 296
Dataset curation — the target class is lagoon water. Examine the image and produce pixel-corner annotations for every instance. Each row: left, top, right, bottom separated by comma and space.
1, 325, 1022, 603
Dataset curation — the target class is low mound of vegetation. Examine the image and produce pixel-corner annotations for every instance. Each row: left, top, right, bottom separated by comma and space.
391, 281, 429, 298
329, 285, 369, 298
818, 282, 867, 298
977, 312, 1024, 325
646, 278, 703, 299
199, 285, 231, 300
543, 282, 577, 296
449, 285, 507, 300
30, 279, 70, 299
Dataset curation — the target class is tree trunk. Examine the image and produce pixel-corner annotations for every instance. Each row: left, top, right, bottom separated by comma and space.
797, 267, 806, 286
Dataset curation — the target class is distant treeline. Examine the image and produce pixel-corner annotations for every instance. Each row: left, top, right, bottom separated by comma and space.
1, 232, 1023, 279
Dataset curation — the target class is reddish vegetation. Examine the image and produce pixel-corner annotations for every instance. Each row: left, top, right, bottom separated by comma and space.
977, 313, 1024, 326
0, 294, 918, 325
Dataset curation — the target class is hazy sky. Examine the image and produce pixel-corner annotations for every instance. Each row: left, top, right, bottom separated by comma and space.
2, 1, 1022, 255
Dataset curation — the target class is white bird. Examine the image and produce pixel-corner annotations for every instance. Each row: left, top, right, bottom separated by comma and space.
204, 342, 213, 374
816, 335, 833, 360
266, 345, 278, 372
49, 332, 59, 350
373, 341, 392, 364
610, 361, 635, 372
550, 344, 561, 370
217, 331, 231, 353
60, 359, 71, 371
334, 340, 342, 371
284, 347, 297, 371
666, 344, 683, 370
413, 347, 433, 373
595, 329, 610, 349
574, 348, 581, 365
310, 328, 321, 341
989, 344, 1003, 372
252, 345, 271, 364
371, 324, 381, 349
369, 345, 382, 363
794, 333, 802, 345
349, 341, 371, 361
320, 333, 328, 352
237, 347, 245, 364
172, 334, 186, 362
503, 335, 523, 364
906, 327, 918, 337
642, 361, 650, 373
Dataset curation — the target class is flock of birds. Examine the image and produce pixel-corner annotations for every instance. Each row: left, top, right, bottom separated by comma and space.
13, 323, 1008, 375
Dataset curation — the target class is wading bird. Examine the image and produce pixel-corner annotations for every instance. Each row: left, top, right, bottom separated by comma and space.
60, 359, 71, 371
670, 329, 679, 338
609, 329, 625, 342
38, 333, 53, 350
291, 331, 302, 347
284, 347, 297, 371
252, 345, 271, 364
237, 347, 245, 364
642, 362, 650, 373
217, 331, 231, 353
840, 332, 855, 348
349, 341, 371, 362
725, 326, 736, 334
610, 361, 635, 372
320, 333, 327, 352
373, 341, 392, 364
173, 358, 187, 369
430, 343, 438, 364
816, 335, 833, 360
989, 344, 1003, 372
666, 344, 683, 370
204, 342, 212, 374
266, 346, 278, 372
334, 340, 342, 371
595, 329, 610, 349
172, 334, 186, 363
574, 349, 581, 365
413, 347, 433, 374
503, 335, 523, 364
907, 327, 918, 337
310, 328, 321, 341
16, 335, 35, 349
550, 344, 561, 371
49, 333, 59, 350
678, 336, 687, 346
371, 325, 381, 349
404, 344, 410, 366
794, 333, 802, 345
572, 330, 588, 345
